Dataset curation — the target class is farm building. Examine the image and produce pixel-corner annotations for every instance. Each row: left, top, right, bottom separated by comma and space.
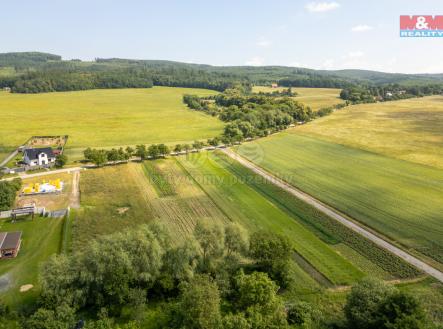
0, 231, 22, 259
23, 147, 56, 167
271, 83, 278, 88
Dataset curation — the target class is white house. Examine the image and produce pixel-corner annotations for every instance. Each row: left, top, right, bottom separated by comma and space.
23, 147, 56, 167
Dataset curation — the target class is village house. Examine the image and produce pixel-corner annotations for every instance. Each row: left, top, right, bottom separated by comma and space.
23, 147, 56, 167
0, 231, 22, 259
270, 83, 278, 88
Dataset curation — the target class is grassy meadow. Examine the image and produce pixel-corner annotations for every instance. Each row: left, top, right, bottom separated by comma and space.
0, 87, 223, 161
252, 86, 344, 110
236, 134, 443, 267
298, 95, 443, 169
0, 216, 64, 308
74, 161, 229, 247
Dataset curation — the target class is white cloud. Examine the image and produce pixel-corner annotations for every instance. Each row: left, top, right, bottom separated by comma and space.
256, 39, 271, 47
245, 56, 265, 66
305, 2, 340, 13
351, 24, 374, 32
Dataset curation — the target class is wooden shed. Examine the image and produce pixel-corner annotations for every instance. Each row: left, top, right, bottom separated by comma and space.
0, 232, 22, 259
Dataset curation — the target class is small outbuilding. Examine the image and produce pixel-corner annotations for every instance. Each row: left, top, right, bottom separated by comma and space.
0, 231, 22, 259
23, 147, 56, 167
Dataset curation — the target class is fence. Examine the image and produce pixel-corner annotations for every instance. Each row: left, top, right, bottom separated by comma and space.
0, 207, 68, 219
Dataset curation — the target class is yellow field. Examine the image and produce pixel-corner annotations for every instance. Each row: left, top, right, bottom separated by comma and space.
252, 86, 344, 110
0, 87, 223, 161
297, 95, 443, 169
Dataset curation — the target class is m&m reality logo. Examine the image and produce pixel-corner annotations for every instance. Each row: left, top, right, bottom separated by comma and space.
400, 15, 443, 37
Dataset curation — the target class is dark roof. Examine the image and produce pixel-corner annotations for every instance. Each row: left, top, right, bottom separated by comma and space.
0, 232, 22, 250
24, 147, 55, 160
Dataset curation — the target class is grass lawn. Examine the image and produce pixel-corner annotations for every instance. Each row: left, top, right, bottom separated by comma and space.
0, 216, 64, 308
178, 151, 364, 285
0, 87, 223, 161
236, 134, 443, 267
297, 95, 443, 169
252, 86, 344, 110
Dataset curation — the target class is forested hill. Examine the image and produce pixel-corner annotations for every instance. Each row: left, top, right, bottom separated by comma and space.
1, 52, 443, 93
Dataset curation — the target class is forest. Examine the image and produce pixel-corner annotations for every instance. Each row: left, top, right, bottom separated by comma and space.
3, 52, 443, 94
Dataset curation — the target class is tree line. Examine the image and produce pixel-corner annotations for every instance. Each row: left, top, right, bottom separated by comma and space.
340, 84, 443, 104
83, 141, 207, 166
278, 75, 353, 89
0, 221, 430, 329
0, 64, 250, 94
255, 87, 297, 97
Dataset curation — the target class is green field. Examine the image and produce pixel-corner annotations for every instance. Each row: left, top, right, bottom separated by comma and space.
73, 157, 366, 286
298, 96, 443, 169
236, 134, 443, 266
252, 86, 344, 110
0, 216, 64, 308
178, 152, 365, 285
0, 87, 223, 161
74, 153, 428, 286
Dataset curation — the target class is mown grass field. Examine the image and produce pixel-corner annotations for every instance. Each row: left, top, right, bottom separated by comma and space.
298, 95, 443, 169
236, 134, 443, 267
0, 216, 64, 308
0, 87, 223, 161
74, 161, 229, 247
252, 86, 344, 110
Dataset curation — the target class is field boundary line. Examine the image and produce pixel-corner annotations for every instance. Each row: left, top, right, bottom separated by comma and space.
173, 157, 233, 223
221, 148, 443, 283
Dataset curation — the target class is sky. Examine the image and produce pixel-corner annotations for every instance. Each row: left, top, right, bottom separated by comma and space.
1, 0, 443, 73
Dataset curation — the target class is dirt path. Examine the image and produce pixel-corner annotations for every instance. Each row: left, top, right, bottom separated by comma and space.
221, 148, 443, 284
0, 150, 18, 167
69, 170, 80, 209
1, 167, 84, 181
